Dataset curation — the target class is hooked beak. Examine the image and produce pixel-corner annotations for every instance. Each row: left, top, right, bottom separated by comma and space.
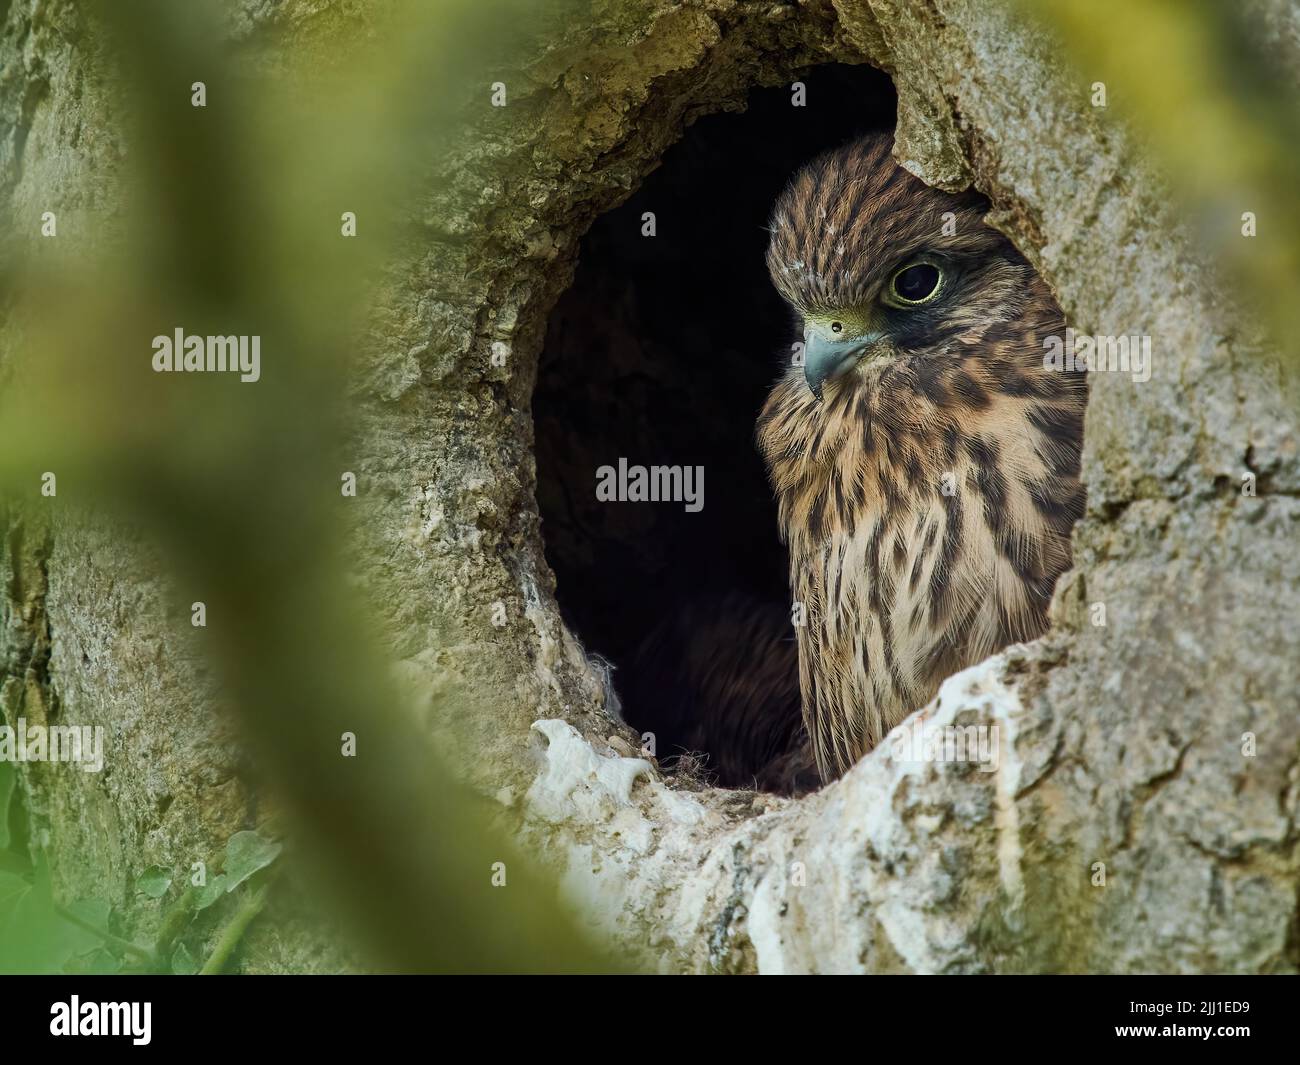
803, 330, 885, 401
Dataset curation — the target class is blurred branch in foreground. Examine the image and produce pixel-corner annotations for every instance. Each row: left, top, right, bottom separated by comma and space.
1028, 0, 1300, 370
0, 0, 616, 972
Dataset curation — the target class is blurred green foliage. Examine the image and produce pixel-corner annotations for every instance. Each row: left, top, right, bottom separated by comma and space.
0, 0, 613, 973
0, 826, 281, 974
1029, 0, 1300, 368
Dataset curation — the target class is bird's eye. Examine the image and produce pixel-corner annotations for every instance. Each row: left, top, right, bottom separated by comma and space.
889, 263, 942, 305
830, 321, 843, 333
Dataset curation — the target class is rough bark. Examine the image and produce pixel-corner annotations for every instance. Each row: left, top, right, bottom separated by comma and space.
1, 0, 1296, 973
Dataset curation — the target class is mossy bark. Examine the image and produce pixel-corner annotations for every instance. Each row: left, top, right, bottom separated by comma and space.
1, 0, 1296, 972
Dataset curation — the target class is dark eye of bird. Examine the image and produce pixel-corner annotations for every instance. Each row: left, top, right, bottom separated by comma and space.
892, 263, 940, 304
830, 321, 842, 333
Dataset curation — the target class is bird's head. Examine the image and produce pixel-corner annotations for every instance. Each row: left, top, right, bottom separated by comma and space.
766, 134, 1038, 401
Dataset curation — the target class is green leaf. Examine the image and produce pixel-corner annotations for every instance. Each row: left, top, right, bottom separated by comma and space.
64, 897, 112, 934
82, 948, 123, 975
0, 868, 40, 972
194, 873, 228, 912
222, 831, 281, 893
170, 942, 199, 975
0, 760, 14, 850
135, 865, 172, 899
0, 859, 104, 974
0, 869, 28, 923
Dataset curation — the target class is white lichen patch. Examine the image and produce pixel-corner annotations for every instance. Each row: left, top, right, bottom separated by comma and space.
527, 719, 652, 823
886, 654, 1027, 912
522, 654, 1034, 974
653, 785, 707, 827
855, 653, 1027, 968
522, 716, 744, 969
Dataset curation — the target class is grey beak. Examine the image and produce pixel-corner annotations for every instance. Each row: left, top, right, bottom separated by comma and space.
804, 331, 882, 401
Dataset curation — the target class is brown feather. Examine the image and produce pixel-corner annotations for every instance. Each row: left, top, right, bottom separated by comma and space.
758, 134, 1088, 780
622, 593, 819, 795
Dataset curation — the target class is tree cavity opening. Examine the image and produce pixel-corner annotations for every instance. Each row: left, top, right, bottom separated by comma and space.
534, 64, 897, 791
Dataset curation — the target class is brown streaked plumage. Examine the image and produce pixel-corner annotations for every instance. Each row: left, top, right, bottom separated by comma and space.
756, 134, 1087, 782
623, 593, 819, 796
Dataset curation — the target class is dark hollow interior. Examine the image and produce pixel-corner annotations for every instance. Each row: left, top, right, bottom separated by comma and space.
534, 64, 897, 782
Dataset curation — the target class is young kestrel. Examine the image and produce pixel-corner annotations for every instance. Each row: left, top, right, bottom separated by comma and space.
757, 134, 1088, 781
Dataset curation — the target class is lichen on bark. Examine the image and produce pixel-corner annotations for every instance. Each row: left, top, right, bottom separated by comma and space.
1, 0, 1296, 973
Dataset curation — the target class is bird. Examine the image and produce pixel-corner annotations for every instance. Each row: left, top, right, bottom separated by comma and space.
754, 133, 1088, 783
620, 592, 820, 796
